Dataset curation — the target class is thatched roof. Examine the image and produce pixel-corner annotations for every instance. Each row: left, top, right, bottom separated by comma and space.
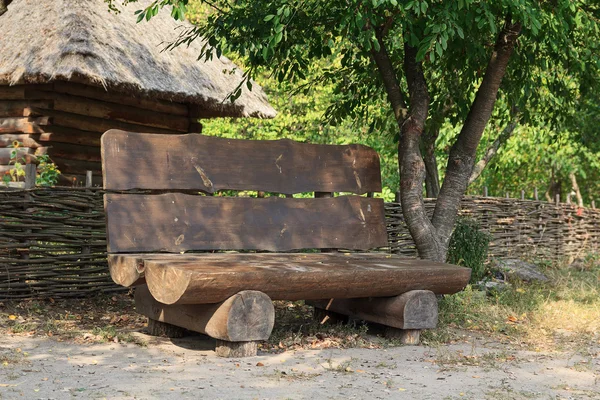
0, 0, 276, 118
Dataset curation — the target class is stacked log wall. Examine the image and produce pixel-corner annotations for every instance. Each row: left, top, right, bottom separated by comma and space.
0, 189, 598, 301
0, 82, 200, 185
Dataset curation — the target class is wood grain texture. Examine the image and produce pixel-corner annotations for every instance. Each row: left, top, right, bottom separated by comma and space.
31, 108, 178, 135
138, 253, 471, 304
105, 194, 388, 253
52, 81, 189, 117
0, 117, 50, 133
101, 130, 382, 194
215, 341, 258, 357
45, 92, 190, 131
0, 101, 53, 117
135, 285, 274, 341
108, 254, 146, 287
308, 290, 438, 330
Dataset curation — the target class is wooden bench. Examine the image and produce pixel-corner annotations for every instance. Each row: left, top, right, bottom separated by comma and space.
101, 129, 471, 357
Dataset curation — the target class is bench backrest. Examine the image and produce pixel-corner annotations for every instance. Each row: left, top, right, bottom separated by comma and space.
101, 129, 388, 253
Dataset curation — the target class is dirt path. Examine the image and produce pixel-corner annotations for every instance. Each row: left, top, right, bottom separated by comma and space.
1, 333, 598, 400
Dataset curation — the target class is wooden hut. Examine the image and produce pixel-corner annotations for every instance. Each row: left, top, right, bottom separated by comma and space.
0, 0, 275, 184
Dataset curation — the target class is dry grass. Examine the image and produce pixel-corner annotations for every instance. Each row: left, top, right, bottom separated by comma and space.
0, 258, 598, 354
423, 259, 600, 352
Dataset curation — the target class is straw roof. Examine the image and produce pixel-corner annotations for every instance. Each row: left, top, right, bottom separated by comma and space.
0, 0, 276, 118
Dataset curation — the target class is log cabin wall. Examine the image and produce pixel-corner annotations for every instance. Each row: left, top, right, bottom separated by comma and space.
0, 81, 203, 185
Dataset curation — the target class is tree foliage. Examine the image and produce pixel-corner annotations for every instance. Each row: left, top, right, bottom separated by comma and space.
106, 0, 600, 261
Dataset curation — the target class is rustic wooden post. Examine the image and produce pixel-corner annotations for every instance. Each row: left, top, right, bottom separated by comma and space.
505, 192, 510, 199
520, 190, 525, 200
567, 193, 571, 205
555, 194, 560, 206
24, 163, 36, 189
483, 186, 488, 197
395, 191, 401, 203
592, 200, 596, 209
534, 187, 538, 201
19, 163, 37, 260
82, 171, 93, 255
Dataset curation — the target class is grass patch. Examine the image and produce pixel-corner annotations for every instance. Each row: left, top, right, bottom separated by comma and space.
423, 259, 600, 351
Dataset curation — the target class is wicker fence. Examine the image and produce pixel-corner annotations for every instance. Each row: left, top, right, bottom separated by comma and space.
1, 188, 598, 300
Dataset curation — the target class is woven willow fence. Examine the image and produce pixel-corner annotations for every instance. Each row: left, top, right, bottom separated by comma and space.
1, 188, 599, 300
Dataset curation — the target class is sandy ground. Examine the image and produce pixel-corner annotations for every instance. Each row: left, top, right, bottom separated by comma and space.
0, 333, 598, 400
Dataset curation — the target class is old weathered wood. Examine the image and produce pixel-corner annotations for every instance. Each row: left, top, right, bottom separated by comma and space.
50, 157, 101, 176
105, 194, 388, 253
0, 117, 50, 133
384, 328, 421, 344
139, 253, 471, 305
215, 340, 258, 357
52, 81, 189, 117
24, 164, 37, 189
0, 148, 33, 164
146, 318, 185, 338
0, 85, 54, 100
0, 101, 53, 117
108, 254, 146, 287
30, 108, 178, 135
308, 290, 438, 330
135, 285, 274, 341
44, 92, 190, 131
0, 134, 42, 148
101, 130, 382, 194
46, 143, 101, 162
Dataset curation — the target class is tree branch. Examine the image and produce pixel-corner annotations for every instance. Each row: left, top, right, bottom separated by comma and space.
432, 15, 522, 248
468, 107, 520, 184
371, 27, 409, 123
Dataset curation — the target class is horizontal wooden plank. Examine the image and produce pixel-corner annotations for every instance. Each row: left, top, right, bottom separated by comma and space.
46, 143, 101, 163
51, 157, 102, 176
0, 85, 54, 100
37, 126, 104, 147
105, 194, 388, 253
46, 92, 190, 132
31, 108, 180, 135
0, 134, 42, 148
136, 253, 472, 304
0, 101, 53, 117
52, 81, 189, 117
101, 130, 382, 194
0, 117, 51, 134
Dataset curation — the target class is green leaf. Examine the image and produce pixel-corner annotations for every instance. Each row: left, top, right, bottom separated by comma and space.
264, 14, 275, 22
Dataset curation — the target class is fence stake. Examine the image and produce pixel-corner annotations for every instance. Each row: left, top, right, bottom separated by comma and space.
483, 186, 488, 197
567, 193, 571, 205
395, 191, 401, 203
521, 190, 525, 200
534, 187, 538, 201
24, 163, 36, 189
592, 200, 596, 209
83, 171, 93, 255
505, 192, 510, 199
555, 194, 560, 206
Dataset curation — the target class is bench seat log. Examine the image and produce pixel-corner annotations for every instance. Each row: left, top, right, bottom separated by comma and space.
135, 285, 274, 342
308, 290, 438, 330
116, 253, 471, 305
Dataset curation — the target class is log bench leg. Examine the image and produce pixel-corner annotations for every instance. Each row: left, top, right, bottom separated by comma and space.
215, 340, 259, 357
384, 328, 421, 345
135, 285, 274, 357
146, 318, 185, 338
308, 290, 438, 342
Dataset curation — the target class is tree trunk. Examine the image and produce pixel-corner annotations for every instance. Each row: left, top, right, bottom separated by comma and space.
422, 125, 440, 198
432, 17, 522, 250
399, 44, 445, 261
371, 29, 444, 262
569, 172, 584, 207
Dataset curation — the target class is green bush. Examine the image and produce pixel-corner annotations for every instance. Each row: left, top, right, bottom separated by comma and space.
447, 218, 491, 283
